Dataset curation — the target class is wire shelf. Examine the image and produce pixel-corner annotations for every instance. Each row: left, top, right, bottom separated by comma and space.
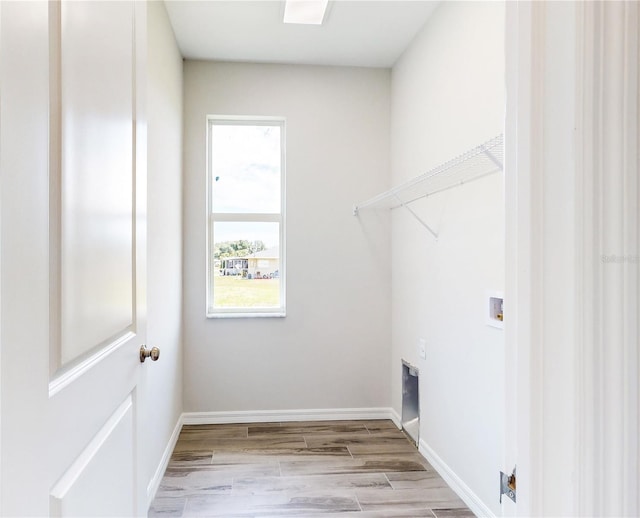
353, 134, 504, 215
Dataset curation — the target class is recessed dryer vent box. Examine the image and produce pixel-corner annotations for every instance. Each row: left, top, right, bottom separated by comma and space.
487, 291, 504, 329
401, 360, 419, 446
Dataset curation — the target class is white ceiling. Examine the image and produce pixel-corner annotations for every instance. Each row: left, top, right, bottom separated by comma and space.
164, 1, 440, 68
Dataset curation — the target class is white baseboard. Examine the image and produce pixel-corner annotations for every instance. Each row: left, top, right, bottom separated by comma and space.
419, 438, 496, 518
182, 407, 396, 425
146, 414, 184, 505
389, 407, 402, 429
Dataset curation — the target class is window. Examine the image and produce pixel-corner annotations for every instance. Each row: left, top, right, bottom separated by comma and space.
207, 117, 286, 317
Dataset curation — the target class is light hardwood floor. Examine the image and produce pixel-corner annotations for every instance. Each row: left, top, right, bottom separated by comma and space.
148, 420, 475, 517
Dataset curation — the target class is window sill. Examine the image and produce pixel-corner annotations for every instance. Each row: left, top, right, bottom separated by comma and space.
206, 311, 286, 319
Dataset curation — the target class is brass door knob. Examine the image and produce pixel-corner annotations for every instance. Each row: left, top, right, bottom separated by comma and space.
140, 345, 160, 363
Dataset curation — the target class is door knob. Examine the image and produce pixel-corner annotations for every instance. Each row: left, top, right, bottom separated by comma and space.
140, 345, 160, 363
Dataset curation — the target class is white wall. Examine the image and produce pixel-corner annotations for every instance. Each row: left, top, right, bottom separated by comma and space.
145, 0, 183, 501
390, 2, 505, 515
183, 61, 391, 414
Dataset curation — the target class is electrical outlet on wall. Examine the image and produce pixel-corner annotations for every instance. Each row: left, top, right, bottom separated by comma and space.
418, 338, 426, 359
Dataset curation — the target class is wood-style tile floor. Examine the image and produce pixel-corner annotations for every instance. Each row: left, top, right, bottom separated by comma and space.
148, 420, 475, 517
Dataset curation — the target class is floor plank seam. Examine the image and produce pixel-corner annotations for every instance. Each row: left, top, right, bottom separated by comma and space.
354, 492, 364, 513
346, 445, 354, 459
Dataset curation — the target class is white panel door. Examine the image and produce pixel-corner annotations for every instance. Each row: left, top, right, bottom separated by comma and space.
49, 1, 148, 515
1, 1, 150, 515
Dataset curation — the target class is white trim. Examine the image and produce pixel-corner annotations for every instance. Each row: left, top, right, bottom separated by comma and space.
389, 407, 401, 430
182, 407, 396, 425
206, 114, 284, 124
48, 331, 136, 397
419, 438, 496, 518
574, 3, 640, 516
51, 396, 133, 501
0, 2, 3, 505
504, 2, 537, 515
212, 213, 280, 223
205, 116, 287, 318
146, 414, 184, 507
206, 311, 285, 319
574, 2, 596, 514
506, 2, 640, 515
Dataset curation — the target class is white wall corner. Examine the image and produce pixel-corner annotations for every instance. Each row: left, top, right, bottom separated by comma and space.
146, 414, 184, 507
419, 439, 497, 518
389, 407, 402, 429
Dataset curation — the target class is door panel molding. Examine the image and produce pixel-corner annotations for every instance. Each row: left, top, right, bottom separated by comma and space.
49, 0, 138, 374
48, 344, 139, 477
49, 0, 62, 377
49, 331, 136, 397
50, 395, 135, 516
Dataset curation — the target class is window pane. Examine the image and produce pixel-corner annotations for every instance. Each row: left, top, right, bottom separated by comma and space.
211, 124, 281, 214
212, 222, 281, 309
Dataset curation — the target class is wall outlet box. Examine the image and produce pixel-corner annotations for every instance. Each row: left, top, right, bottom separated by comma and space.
487, 290, 504, 329
418, 338, 426, 359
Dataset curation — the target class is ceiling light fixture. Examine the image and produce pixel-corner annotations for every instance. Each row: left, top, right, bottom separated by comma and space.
283, 0, 329, 25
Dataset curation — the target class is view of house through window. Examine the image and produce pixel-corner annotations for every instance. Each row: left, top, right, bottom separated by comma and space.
207, 118, 285, 316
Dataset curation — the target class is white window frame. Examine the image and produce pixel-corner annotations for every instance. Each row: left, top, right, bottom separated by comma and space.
206, 115, 286, 318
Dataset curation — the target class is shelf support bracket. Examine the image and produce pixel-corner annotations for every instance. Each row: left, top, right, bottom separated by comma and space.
482, 145, 503, 171
393, 194, 438, 239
